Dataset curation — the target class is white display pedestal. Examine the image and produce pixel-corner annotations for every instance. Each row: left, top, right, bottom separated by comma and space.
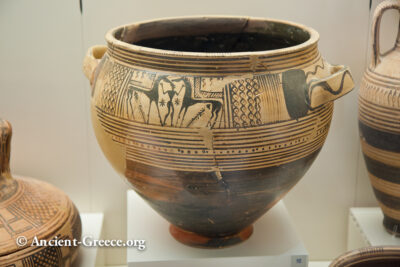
73, 212, 104, 267
347, 208, 400, 250
309, 262, 330, 267
127, 190, 308, 267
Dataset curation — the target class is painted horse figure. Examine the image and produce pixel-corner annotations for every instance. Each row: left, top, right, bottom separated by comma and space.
173, 77, 222, 128
128, 75, 175, 126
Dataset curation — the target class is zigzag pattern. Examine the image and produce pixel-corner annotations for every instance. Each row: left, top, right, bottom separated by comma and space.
230, 78, 262, 128
99, 61, 130, 115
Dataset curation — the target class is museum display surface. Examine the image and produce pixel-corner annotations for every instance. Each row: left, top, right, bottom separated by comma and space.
347, 208, 400, 250
359, 0, 400, 236
83, 16, 354, 248
0, 119, 82, 267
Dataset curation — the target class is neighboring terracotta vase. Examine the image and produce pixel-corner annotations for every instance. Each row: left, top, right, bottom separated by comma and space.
83, 16, 354, 248
0, 119, 81, 266
330, 246, 400, 267
359, 0, 400, 236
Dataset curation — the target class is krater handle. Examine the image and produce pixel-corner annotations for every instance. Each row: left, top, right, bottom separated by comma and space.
282, 63, 354, 120
371, 0, 400, 68
308, 64, 354, 109
83, 45, 107, 87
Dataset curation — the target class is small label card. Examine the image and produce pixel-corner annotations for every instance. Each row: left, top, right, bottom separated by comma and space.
291, 255, 308, 267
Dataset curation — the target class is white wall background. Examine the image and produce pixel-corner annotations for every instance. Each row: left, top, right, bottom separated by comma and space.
0, 0, 398, 264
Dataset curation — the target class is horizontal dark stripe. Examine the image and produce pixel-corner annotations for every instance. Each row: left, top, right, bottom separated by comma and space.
113, 53, 250, 71
364, 74, 400, 89
258, 44, 318, 59
103, 128, 206, 150
367, 68, 400, 87
111, 53, 320, 74
97, 100, 330, 131
99, 114, 317, 148
110, 47, 251, 62
383, 214, 400, 235
97, 108, 315, 141
113, 50, 251, 66
109, 120, 325, 152
99, 117, 203, 144
96, 103, 331, 137
363, 155, 400, 184
373, 188, 400, 210
113, 45, 319, 66
111, 43, 317, 62
359, 121, 400, 152
359, 110, 400, 129
98, 110, 320, 146
359, 97, 400, 117
126, 136, 323, 166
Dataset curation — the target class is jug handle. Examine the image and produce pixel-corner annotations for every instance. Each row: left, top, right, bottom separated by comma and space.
83, 45, 107, 87
371, 0, 400, 68
0, 119, 12, 179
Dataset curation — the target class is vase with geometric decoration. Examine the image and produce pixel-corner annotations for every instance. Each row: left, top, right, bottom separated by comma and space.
0, 119, 81, 266
359, 0, 400, 236
84, 15, 354, 248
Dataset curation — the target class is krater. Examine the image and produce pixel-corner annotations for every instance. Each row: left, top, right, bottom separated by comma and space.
83, 16, 354, 248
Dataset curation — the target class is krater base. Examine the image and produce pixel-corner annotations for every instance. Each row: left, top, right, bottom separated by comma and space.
169, 225, 253, 248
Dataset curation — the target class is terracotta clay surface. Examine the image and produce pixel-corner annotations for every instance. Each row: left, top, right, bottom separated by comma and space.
84, 16, 354, 248
0, 119, 81, 266
330, 246, 400, 267
359, 0, 400, 236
